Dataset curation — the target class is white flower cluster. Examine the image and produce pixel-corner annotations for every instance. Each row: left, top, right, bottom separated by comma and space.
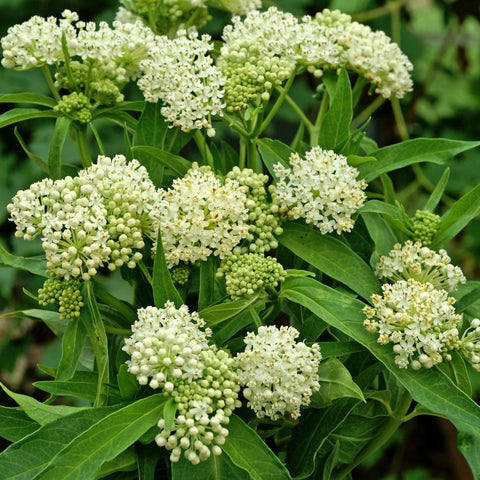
312, 9, 413, 98
364, 279, 462, 369
138, 30, 225, 135
375, 241, 466, 292
218, 8, 298, 111
270, 146, 367, 234
123, 303, 212, 388
7, 155, 158, 280
1, 10, 78, 69
1, 10, 155, 82
152, 164, 250, 268
235, 325, 321, 420
123, 302, 242, 464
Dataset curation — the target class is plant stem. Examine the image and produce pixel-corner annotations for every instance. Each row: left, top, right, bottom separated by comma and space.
42, 65, 61, 102
73, 124, 93, 168
310, 90, 329, 147
283, 94, 313, 134
351, 95, 386, 129
336, 390, 412, 479
193, 129, 214, 169
352, 0, 407, 22
104, 325, 131, 336
257, 67, 298, 136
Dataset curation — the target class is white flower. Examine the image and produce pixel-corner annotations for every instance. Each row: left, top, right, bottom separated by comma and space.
375, 241, 466, 292
363, 279, 462, 369
235, 325, 321, 420
271, 146, 367, 234
152, 164, 250, 267
123, 302, 212, 388
138, 30, 225, 134
460, 318, 480, 372
313, 9, 413, 98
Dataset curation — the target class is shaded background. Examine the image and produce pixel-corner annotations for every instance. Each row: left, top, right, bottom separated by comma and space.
0, 0, 479, 478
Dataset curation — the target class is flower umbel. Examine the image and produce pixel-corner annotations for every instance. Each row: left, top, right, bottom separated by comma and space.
363, 279, 462, 369
374, 241, 466, 292
235, 325, 321, 420
270, 146, 367, 234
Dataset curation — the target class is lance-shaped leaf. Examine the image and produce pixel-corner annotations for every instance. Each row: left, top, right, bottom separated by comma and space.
0, 108, 58, 128
0, 243, 47, 277
358, 138, 480, 182
278, 223, 381, 301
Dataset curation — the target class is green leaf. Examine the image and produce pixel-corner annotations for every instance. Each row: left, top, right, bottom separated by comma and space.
136, 443, 162, 480
279, 277, 480, 449
424, 167, 450, 212
172, 451, 250, 480
133, 102, 168, 149
0, 243, 47, 277
0, 407, 39, 442
56, 315, 86, 381
0, 381, 85, 425
32, 394, 168, 480
457, 432, 480, 480
198, 256, 217, 311
222, 415, 292, 480
278, 223, 381, 300
347, 155, 376, 168
436, 351, 472, 396
117, 364, 140, 402
0, 405, 120, 480
0, 309, 65, 337
129, 145, 164, 187
131, 145, 190, 179
358, 138, 480, 182
319, 67, 352, 150
359, 200, 412, 235
0, 93, 57, 107
257, 138, 294, 180
48, 117, 71, 180
322, 440, 340, 480
80, 282, 109, 407
152, 227, 183, 308
431, 183, 480, 249
96, 447, 137, 478
286, 398, 361, 478
360, 212, 397, 258
163, 398, 177, 432
14, 127, 49, 173
34, 372, 123, 404
310, 358, 365, 408
199, 295, 261, 328
0, 107, 58, 128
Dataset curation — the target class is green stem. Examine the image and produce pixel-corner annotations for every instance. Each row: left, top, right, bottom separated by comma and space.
239, 136, 247, 169
310, 90, 329, 147
352, 0, 407, 22
193, 129, 214, 168
246, 138, 259, 172
42, 65, 61, 101
336, 390, 412, 479
220, 113, 250, 138
89, 122, 106, 155
284, 94, 313, 134
104, 325, 131, 336
73, 124, 93, 168
391, 97, 409, 141
351, 95, 386, 130
257, 67, 298, 136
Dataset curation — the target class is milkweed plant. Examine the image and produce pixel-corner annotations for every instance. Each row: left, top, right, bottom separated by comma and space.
1, 2, 480, 479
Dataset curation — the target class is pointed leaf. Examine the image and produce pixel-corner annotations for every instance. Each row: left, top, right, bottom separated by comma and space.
0, 407, 39, 442
14, 127, 49, 173
0, 381, 85, 425
319, 68, 352, 150
431, 183, 480, 249
48, 117, 71, 180
0, 405, 120, 480
56, 315, 86, 381
310, 358, 365, 408
32, 394, 168, 480
0, 93, 56, 107
358, 138, 480, 182
0, 108, 58, 128
153, 227, 183, 308
424, 167, 450, 212
222, 415, 292, 480
278, 223, 381, 300
257, 138, 294, 180
0, 243, 47, 277
131, 145, 190, 179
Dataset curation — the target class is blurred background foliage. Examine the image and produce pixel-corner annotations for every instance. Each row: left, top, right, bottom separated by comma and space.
0, 0, 479, 478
